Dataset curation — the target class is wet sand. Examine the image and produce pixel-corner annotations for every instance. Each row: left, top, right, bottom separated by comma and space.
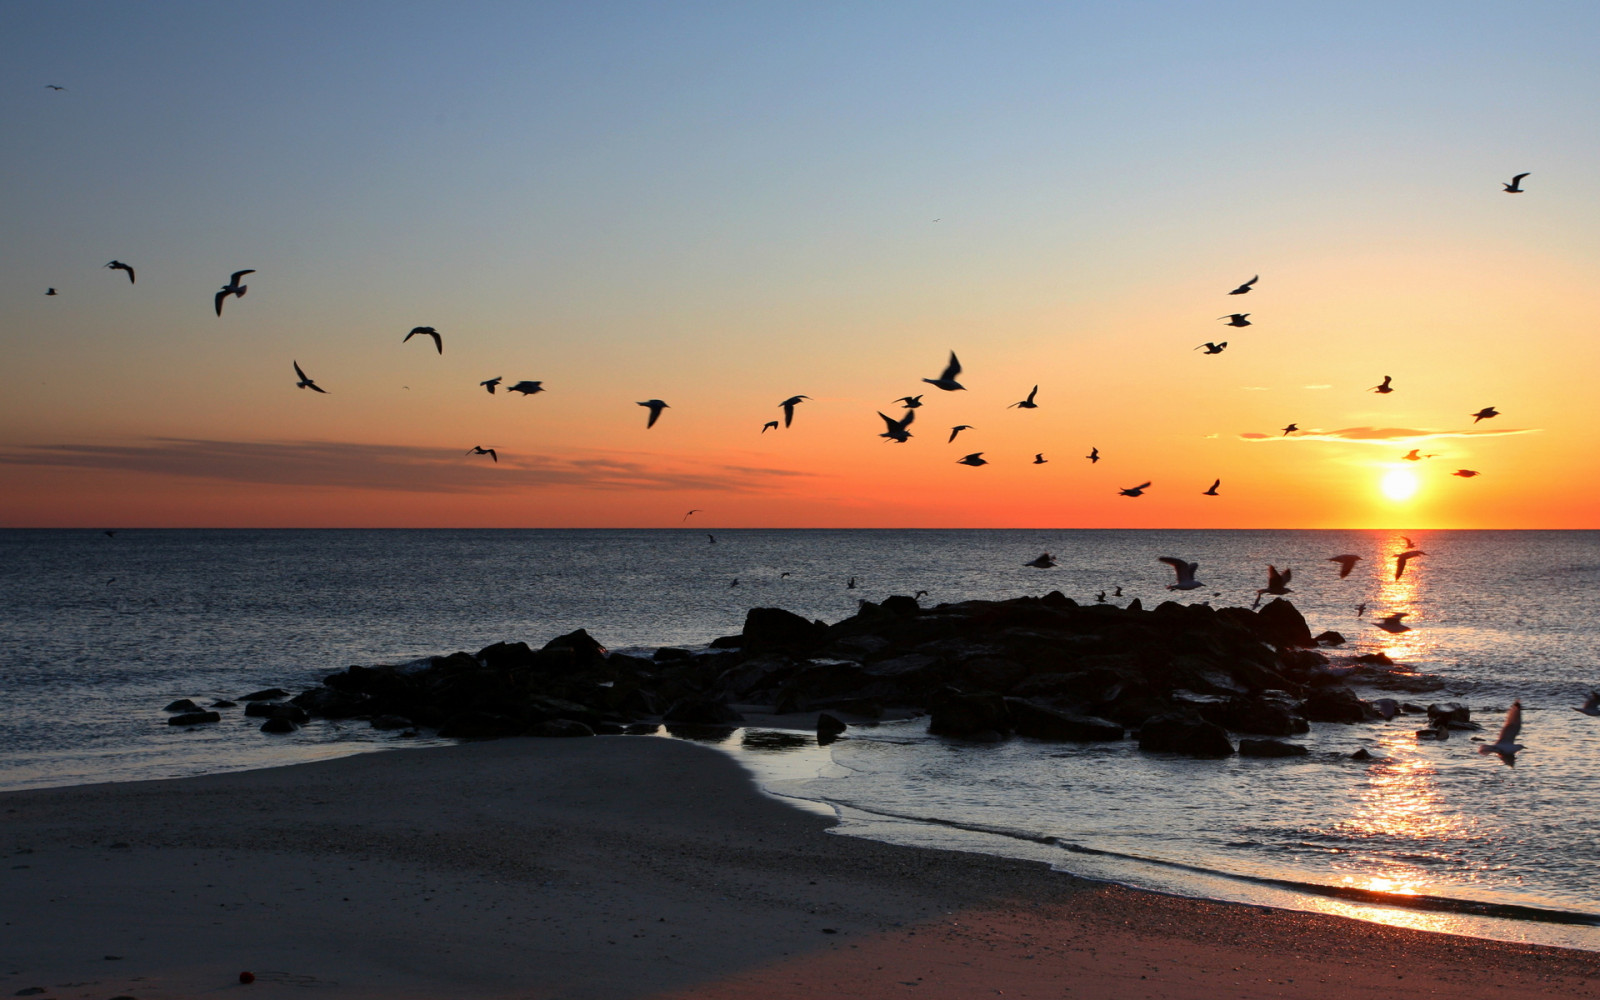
2, 736, 1597, 999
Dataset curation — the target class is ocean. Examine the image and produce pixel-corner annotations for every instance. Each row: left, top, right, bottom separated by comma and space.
3, 528, 1597, 949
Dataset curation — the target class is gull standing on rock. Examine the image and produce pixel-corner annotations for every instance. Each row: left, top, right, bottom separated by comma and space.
214, 269, 256, 316
637, 399, 669, 428
292, 361, 327, 393
404, 327, 443, 354
1159, 557, 1203, 591
1478, 701, 1525, 766
922, 351, 966, 391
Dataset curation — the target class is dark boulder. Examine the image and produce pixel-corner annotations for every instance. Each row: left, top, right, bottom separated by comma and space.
1004, 699, 1123, 741
211, 700, 237, 708
879, 595, 922, 616
530, 719, 594, 738
540, 628, 608, 668
1201, 695, 1309, 736
817, 713, 847, 744
709, 635, 744, 649
1354, 652, 1395, 666
1313, 631, 1345, 646
741, 607, 826, 652
653, 647, 692, 662
663, 697, 745, 725
1350, 748, 1373, 760
163, 699, 199, 713
439, 711, 523, 740
1238, 738, 1308, 758
927, 688, 1010, 740
259, 717, 298, 734
243, 702, 309, 724
1137, 712, 1234, 757
167, 711, 220, 726
370, 715, 413, 730
1369, 698, 1401, 721
1427, 702, 1471, 726
476, 641, 537, 671
1254, 599, 1314, 648
1303, 687, 1366, 723
240, 688, 289, 702
291, 687, 374, 719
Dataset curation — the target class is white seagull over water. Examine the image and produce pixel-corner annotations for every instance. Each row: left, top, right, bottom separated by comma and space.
1158, 557, 1203, 591
1478, 701, 1524, 766
922, 351, 966, 391
1374, 612, 1411, 634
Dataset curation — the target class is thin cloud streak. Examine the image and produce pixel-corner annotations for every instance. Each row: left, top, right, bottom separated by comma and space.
0, 439, 812, 495
1238, 426, 1541, 444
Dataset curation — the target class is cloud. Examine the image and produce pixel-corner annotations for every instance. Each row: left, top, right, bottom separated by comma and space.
0, 438, 812, 495
1238, 426, 1540, 444
1302, 384, 1332, 390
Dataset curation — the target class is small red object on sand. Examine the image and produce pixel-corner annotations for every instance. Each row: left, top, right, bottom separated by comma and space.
240, 971, 256, 984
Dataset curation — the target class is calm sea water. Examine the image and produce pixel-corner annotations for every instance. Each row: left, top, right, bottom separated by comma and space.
3, 529, 1598, 948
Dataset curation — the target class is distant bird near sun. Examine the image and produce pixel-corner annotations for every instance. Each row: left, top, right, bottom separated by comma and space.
405, 327, 443, 354
1159, 557, 1203, 591
1327, 554, 1361, 578
1118, 482, 1151, 497
214, 269, 255, 316
1395, 549, 1426, 580
466, 446, 497, 463
922, 351, 966, 391
507, 381, 545, 396
1228, 275, 1258, 295
104, 260, 135, 284
1471, 406, 1500, 423
1281, 423, 1299, 436
1452, 469, 1481, 478
637, 399, 669, 428
1202, 479, 1220, 496
948, 425, 974, 443
1219, 313, 1251, 327
1503, 172, 1529, 193
1008, 385, 1039, 409
1371, 376, 1394, 394
1195, 342, 1227, 354
956, 452, 987, 467
1401, 449, 1423, 461
292, 361, 326, 393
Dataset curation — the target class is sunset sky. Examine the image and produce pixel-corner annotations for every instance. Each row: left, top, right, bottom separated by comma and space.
3, 2, 1597, 528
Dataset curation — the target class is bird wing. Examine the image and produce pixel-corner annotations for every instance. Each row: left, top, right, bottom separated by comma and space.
1157, 556, 1194, 584
1133, 482, 1150, 491
1026, 385, 1037, 402
230, 269, 256, 283
427, 331, 442, 354
214, 289, 227, 316
1511, 173, 1529, 184
294, 361, 308, 381
939, 351, 961, 381
487, 449, 497, 462
308, 382, 327, 393
1243, 275, 1258, 287
1496, 702, 1522, 745
1209, 479, 1220, 491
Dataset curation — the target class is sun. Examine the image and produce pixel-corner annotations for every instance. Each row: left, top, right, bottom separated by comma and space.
1380, 468, 1420, 502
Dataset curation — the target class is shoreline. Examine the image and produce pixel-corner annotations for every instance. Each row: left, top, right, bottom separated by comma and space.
4, 736, 1599, 999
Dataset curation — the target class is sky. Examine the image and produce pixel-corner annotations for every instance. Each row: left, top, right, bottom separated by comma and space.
3, 1, 1598, 528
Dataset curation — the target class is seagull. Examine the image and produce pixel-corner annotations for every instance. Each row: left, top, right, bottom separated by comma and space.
948, 425, 974, 443
1478, 701, 1524, 765
507, 381, 545, 395
1158, 557, 1203, 591
780, 572, 792, 578
707, 534, 716, 544
1328, 554, 1362, 578
1086, 447, 1100, 464
878, 409, 915, 443
104, 530, 117, 538
214, 269, 255, 316
1095, 591, 1107, 603
638, 399, 669, 428
1374, 612, 1411, 634
1009, 385, 1039, 409
1202, 479, 1220, 496
730, 579, 739, 588
779, 395, 809, 427
1282, 423, 1299, 436
894, 395, 924, 409
1252, 565, 1293, 608
1395, 549, 1426, 580
1219, 313, 1251, 327
1118, 482, 1151, 497
956, 452, 987, 467
46, 85, 66, 91
847, 577, 857, 589
1471, 406, 1499, 423
1574, 692, 1599, 717
922, 351, 966, 391
46, 288, 57, 296
404, 327, 443, 354
1402, 449, 1423, 461
1452, 469, 1481, 478
1355, 602, 1367, 618
1503, 173, 1529, 193
1371, 376, 1394, 394
292, 361, 327, 393
480, 377, 502, 394
1195, 342, 1227, 354
104, 260, 135, 284
1024, 552, 1057, 568
1401, 536, 1416, 547
762, 420, 779, 433
1228, 275, 1259, 295
683, 510, 701, 521
1033, 453, 1047, 464
466, 446, 497, 463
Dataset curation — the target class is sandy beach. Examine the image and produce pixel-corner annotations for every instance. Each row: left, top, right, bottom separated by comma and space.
3, 735, 1597, 1000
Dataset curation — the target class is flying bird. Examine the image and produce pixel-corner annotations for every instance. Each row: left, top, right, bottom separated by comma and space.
1009, 385, 1039, 409
922, 351, 966, 391
956, 452, 987, 467
847, 577, 857, 589
762, 421, 779, 433
104, 260, 135, 284
1502, 172, 1529, 193
507, 381, 545, 395
466, 446, 497, 463
637, 399, 669, 428
1395, 549, 1426, 580
1327, 554, 1362, 578
1219, 313, 1251, 327
1159, 557, 1203, 591
706, 534, 716, 544
1575, 692, 1600, 718
1281, 423, 1299, 436
1095, 591, 1107, 603
1401, 536, 1416, 547
1471, 406, 1499, 423
1033, 453, 1047, 464
214, 269, 255, 316
779, 395, 809, 428
948, 425, 974, 443
480, 377, 502, 394
404, 327, 443, 354
1086, 447, 1100, 464
1195, 342, 1227, 354
683, 510, 701, 521
1452, 469, 1481, 478
1118, 482, 1151, 497
1478, 701, 1524, 766
1402, 449, 1423, 461
1355, 603, 1367, 618
1113, 586, 1123, 597
292, 361, 327, 393
1253, 565, 1293, 608
894, 395, 924, 409
1371, 376, 1394, 394
46, 288, 56, 296
1024, 552, 1057, 568
1228, 275, 1259, 295
46, 85, 66, 91
878, 409, 914, 443
1202, 479, 1220, 496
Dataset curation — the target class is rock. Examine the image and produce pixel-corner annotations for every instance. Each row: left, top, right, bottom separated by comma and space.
259, 717, 298, 734
1427, 702, 1471, 726
1137, 712, 1234, 757
1254, 599, 1315, 648
1353, 652, 1394, 666
476, 641, 536, 670
290, 687, 373, 719
1350, 748, 1373, 760
1369, 698, 1401, 721
370, 715, 413, 730
817, 713, 847, 744
163, 699, 199, 713
1416, 726, 1448, 741
211, 699, 237, 708
1200, 695, 1309, 736
529, 719, 594, 737
1401, 702, 1426, 714
1302, 687, 1366, 723
1313, 630, 1345, 646
244, 702, 308, 723
879, 595, 921, 616
240, 688, 289, 701
927, 688, 1010, 740
167, 711, 221, 726
438, 711, 523, 740
1004, 699, 1123, 741
653, 647, 692, 661
537, 628, 608, 671
1238, 738, 1308, 758
741, 607, 826, 652
662, 697, 745, 725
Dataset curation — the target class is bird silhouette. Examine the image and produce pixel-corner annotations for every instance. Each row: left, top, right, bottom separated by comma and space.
405, 327, 443, 354
1219, 313, 1251, 327
894, 395, 924, 409
1009, 385, 1039, 409
1355, 603, 1367, 618
214, 269, 255, 316
956, 452, 987, 467
1575, 692, 1600, 718
1503, 173, 1529, 193
1112, 586, 1123, 598
1228, 275, 1258, 295
45, 287, 57, 296
847, 577, 857, 589
1471, 406, 1499, 423
1202, 479, 1220, 496
480, 377, 502, 394
1159, 557, 1203, 591
761, 420, 779, 433
466, 446, 497, 463
1024, 552, 1057, 568
1086, 447, 1100, 463
1371, 376, 1394, 394
683, 509, 701, 521
1281, 423, 1299, 436
1253, 565, 1292, 608
948, 425, 974, 443
1395, 549, 1425, 580
1195, 342, 1227, 354
1327, 554, 1362, 578
1033, 453, 1047, 464
1095, 591, 1107, 603
1478, 701, 1524, 766
1118, 482, 1151, 497
1452, 469, 1481, 478
707, 534, 716, 544
104, 260, 135, 284
922, 351, 966, 391
637, 399, 669, 428
779, 395, 808, 428
1401, 536, 1416, 547
46, 85, 66, 91
292, 361, 327, 393
878, 409, 915, 443
507, 381, 545, 395
1402, 449, 1423, 461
